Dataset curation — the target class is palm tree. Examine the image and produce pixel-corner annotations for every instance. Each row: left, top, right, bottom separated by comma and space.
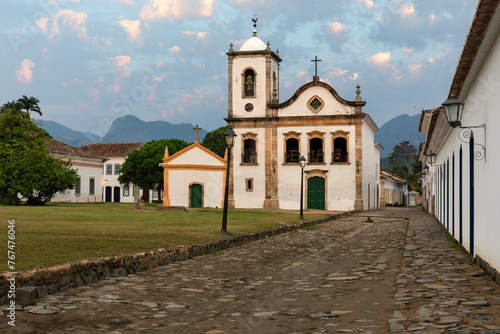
16, 95, 41, 117
0, 100, 21, 113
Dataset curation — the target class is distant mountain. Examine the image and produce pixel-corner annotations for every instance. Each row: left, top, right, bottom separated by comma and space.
101, 115, 207, 143
375, 114, 425, 158
38, 120, 102, 147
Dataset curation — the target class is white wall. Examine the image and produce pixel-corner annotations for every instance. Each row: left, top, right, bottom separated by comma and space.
362, 121, 379, 210
51, 156, 104, 203
168, 169, 224, 208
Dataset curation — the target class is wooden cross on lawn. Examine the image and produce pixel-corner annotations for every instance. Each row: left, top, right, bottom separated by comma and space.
193, 124, 202, 143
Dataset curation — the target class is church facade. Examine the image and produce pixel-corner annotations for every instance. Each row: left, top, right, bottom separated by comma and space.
162, 26, 382, 211
225, 29, 381, 211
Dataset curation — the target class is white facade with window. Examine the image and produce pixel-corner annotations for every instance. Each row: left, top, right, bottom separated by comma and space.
419, 1, 500, 280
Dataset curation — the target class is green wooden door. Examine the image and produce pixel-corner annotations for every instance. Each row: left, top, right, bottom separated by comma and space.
308, 177, 325, 210
191, 184, 202, 208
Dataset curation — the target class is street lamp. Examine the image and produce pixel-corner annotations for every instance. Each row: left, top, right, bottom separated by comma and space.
299, 156, 306, 219
441, 94, 486, 161
442, 94, 464, 128
425, 151, 437, 165
221, 127, 237, 234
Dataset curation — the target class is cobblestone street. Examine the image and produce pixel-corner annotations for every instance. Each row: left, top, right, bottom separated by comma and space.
3, 207, 500, 333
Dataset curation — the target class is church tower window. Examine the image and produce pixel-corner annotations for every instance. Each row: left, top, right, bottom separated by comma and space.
243, 69, 256, 97
332, 131, 349, 163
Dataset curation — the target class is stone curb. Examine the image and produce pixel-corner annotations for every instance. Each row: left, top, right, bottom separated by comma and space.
0, 210, 359, 306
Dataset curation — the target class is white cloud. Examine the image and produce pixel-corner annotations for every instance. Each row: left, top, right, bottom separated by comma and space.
119, 19, 142, 46
16, 59, 35, 84
408, 64, 421, 74
392, 65, 402, 80
106, 81, 121, 97
330, 67, 349, 76
182, 31, 210, 41
349, 73, 359, 80
297, 71, 305, 79
402, 46, 414, 54
399, 3, 415, 18
36, 9, 90, 42
366, 52, 391, 67
152, 75, 166, 82
107, 56, 132, 77
358, 0, 376, 9
139, 0, 214, 21
169, 45, 181, 53
328, 22, 347, 34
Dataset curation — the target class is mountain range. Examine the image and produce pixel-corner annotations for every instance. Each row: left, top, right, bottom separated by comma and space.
39, 113, 425, 157
39, 115, 208, 147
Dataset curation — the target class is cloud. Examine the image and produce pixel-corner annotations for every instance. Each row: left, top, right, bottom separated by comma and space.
106, 81, 121, 97
366, 52, 391, 67
358, 0, 376, 9
402, 46, 414, 54
297, 71, 306, 79
152, 75, 166, 82
182, 31, 210, 41
399, 3, 415, 18
87, 87, 100, 103
36, 9, 90, 42
408, 63, 421, 74
139, 0, 214, 21
119, 19, 143, 46
328, 22, 347, 34
329, 67, 349, 76
169, 45, 181, 53
349, 73, 359, 80
107, 56, 132, 77
16, 59, 36, 83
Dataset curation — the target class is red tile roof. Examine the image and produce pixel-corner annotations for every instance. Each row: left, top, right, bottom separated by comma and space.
78, 143, 144, 158
46, 139, 144, 158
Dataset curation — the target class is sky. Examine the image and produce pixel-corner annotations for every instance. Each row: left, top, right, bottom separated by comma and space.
1, 0, 477, 137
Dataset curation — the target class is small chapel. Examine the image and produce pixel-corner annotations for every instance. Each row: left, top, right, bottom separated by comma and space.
162, 21, 382, 211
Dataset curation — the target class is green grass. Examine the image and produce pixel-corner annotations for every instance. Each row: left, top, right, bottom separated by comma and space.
0, 203, 329, 271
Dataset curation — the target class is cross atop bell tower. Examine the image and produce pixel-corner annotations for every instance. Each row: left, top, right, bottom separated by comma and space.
193, 124, 202, 144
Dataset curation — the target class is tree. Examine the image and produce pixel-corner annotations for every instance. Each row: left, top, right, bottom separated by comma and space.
16, 95, 42, 117
118, 138, 190, 191
388, 141, 417, 168
0, 105, 77, 205
201, 126, 227, 158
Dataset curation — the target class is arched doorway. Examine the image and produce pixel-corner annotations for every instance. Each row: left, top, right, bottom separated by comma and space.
190, 184, 203, 208
307, 177, 325, 210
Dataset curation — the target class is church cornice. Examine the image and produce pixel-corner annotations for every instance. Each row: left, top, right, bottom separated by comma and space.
225, 114, 364, 127
226, 50, 282, 63
268, 81, 365, 109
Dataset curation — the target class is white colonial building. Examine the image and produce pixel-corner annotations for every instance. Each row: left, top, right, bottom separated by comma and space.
380, 170, 407, 206
162, 24, 382, 211
48, 141, 149, 203
420, 0, 500, 282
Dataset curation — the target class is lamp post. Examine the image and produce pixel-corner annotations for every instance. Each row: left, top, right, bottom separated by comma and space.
425, 151, 437, 166
299, 156, 306, 219
441, 94, 486, 160
221, 127, 237, 234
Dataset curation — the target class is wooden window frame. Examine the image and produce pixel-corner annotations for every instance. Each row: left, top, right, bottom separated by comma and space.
331, 130, 350, 164
307, 131, 326, 165
283, 131, 301, 164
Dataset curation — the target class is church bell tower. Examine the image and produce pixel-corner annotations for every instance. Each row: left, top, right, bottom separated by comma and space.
226, 18, 282, 119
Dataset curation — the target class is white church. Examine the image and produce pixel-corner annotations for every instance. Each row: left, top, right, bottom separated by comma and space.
162, 23, 382, 211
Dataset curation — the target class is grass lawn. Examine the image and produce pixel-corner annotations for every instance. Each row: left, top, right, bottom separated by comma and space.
0, 203, 329, 272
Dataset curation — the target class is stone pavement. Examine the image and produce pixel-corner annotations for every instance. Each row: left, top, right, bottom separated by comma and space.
2, 207, 500, 333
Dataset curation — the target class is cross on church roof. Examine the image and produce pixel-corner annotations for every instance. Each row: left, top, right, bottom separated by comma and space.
193, 124, 202, 144
252, 16, 258, 36
311, 56, 322, 80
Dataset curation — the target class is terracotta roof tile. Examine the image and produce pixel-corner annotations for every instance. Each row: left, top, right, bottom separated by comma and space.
77, 143, 144, 158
